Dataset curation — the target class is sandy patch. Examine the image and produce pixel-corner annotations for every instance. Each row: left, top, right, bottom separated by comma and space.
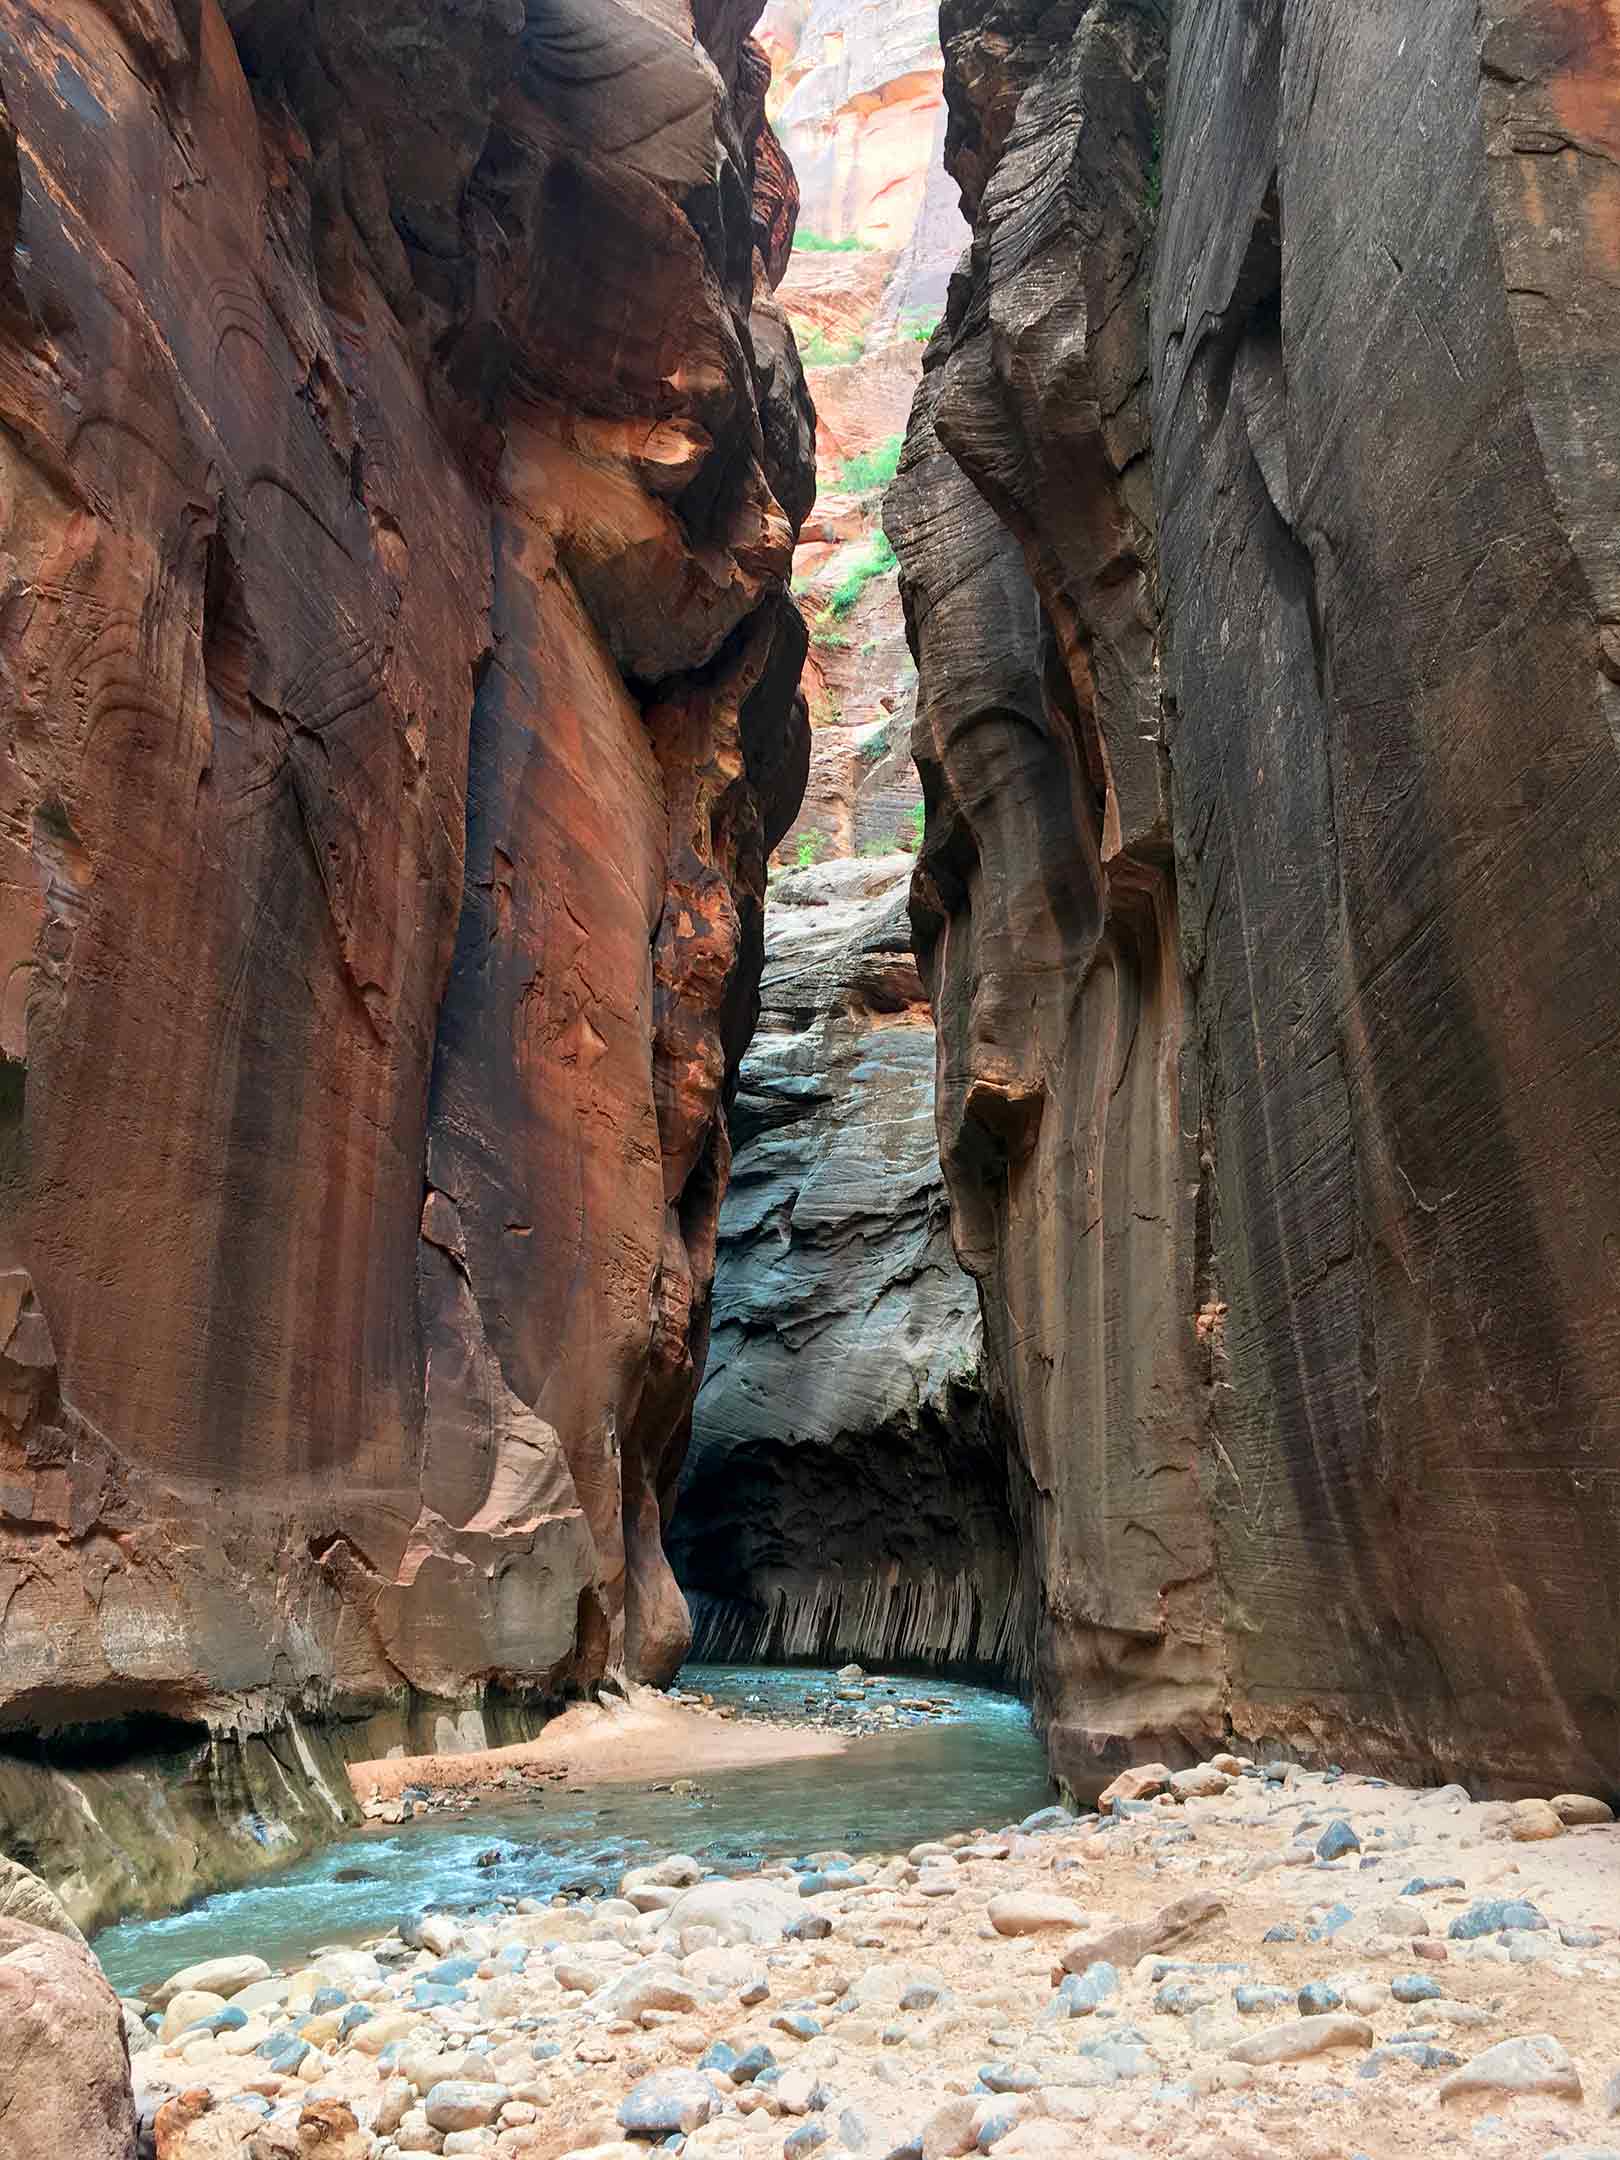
346, 1687, 848, 1805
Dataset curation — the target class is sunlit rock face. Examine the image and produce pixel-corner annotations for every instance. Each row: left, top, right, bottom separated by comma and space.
894, 0, 1620, 1798
759, 0, 965, 869
677, 857, 1030, 1683
0, 0, 812, 1790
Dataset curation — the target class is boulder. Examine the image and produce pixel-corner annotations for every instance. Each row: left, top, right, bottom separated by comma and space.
1440, 2035, 1584, 2105
1058, 1892, 1226, 1974
1551, 1795, 1614, 1827
0, 1919, 136, 2160
1227, 2015, 1375, 2066
663, 1881, 803, 1946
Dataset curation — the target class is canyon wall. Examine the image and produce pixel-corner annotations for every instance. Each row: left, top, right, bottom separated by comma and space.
760, 0, 962, 865
677, 855, 1029, 1681
0, 0, 812, 1913
893, 0, 1620, 1796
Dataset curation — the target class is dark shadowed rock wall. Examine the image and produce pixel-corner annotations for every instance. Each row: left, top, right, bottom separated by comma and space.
0, 0, 812, 1915
675, 855, 1030, 1682
892, 0, 1620, 1796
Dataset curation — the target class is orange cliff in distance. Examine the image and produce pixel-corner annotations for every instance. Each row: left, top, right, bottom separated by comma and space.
759, 1, 965, 869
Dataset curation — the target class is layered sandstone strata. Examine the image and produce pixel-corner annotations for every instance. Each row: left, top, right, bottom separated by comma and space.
676, 856, 1029, 1681
759, 0, 963, 865
893, 0, 1620, 1794
0, 0, 812, 1893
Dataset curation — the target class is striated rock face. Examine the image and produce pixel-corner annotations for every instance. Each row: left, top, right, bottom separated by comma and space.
893, 0, 1620, 1795
675, 856, 1028, 1679
0, 0, 812, 1870
890, 0, 1214, 1784
761, 0, 964, 869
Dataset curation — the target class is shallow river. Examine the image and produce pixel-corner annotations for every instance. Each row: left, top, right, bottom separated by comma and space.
92, 1666, 1051, 1994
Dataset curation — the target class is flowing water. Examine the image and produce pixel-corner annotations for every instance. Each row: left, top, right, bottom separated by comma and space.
92, 1666, 1051, 1994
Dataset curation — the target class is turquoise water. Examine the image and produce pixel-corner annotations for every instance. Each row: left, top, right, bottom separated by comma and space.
93, 1667, 1050, 1994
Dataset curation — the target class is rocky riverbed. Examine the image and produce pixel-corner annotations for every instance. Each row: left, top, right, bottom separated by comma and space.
106, 1746, 1620, 2160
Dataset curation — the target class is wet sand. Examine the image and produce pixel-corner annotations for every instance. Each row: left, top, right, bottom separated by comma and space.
348, 1689, 850, 1808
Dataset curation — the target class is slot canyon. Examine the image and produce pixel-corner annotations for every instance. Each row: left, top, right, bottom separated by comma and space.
1, 2, 1619, 2157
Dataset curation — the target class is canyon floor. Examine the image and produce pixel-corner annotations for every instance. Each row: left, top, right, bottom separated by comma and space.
126, 1692, 1620, 2160
349, 1696, 850, 1812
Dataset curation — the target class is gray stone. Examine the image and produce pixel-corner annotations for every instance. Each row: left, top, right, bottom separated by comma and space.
1316, 1821, 1360, 1862
424, 2080, 509, 2133
1045, 1962, 1119, 2020
255, 2031, 309, 2074
616, 2069, 717, 2137
1439, 2036, 1583, 2105
1307, 1904, 1353, 1942
1234, 1985, 1293, 2016
1392, 1974, 1442, 2004
1298, 1982, 1343, 2015
978, 2066, 1040, 2094
1228, 2015, 1374, 2066
1449, 1900, 1549, 1940
772, 2012, 824, 2041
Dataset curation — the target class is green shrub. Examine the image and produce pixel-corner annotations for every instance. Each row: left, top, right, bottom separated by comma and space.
794, 829, 827, 869
828, 531, 898, 617
811, 616, 851, 651
838, 435, 903, 495
856, 723, 892, 764
901, 802, 925, 852
901, 310, 942, 344
796, 230, 869, 254
800, 329, 867, 368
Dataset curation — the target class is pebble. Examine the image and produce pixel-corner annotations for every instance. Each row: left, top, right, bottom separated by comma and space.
1362, 2041, 1462, 2074
255, 2031, 310, 2074
1440, 2034, 1584, 2103
772, 2013, 824, 2041
1017, 1807, 1077, 1835
1511, 1799, 1566, 1842
1316, 1821, 1360, 1862
1170, 1766, 1231, 1801
786, 2124, 831, 2157
978, 2067, 1040, 2095
1228, 2015, 1375, 2065
1403, 1876, 1465, 1895
986, 1894, 1087, 1937
617, 2069, 718, 2136
1392, 1973, 1442, 2003
1234, 1984, 1293, 2015
1551, 1794, 1614, 1826
1297, 1981, 1344, 2014
424, 2081, 508, 2132
1449, 1898, 1548, 1939
1046, 1962, 1118, 2019
1306, 1904, 1353, 1941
